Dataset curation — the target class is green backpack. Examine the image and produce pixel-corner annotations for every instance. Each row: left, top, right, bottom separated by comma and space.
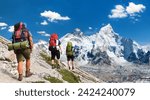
66, 42, 73, 56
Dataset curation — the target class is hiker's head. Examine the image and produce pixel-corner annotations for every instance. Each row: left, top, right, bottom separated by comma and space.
14, 22, 25, 31
67, 41, 72, 46
22, 23, 26, 29
53, 33, 57, 35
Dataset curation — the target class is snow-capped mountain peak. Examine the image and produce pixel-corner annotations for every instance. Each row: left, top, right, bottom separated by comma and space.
59, 24, 150, 66
98, 24, 118, 37
35, 24, 150, 66
73, 28, 84, 37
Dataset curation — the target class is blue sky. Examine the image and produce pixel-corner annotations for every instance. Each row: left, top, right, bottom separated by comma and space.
0, 0, 149, 44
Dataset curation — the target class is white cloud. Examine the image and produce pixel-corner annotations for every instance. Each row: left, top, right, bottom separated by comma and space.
0, 27, 6, 30
126, 2, 146, 16
108, 5, 127, 18
109, 2, 146, 19
41, 10, 70, 22
8, 26, 14, 32
89, 27, 92, 30
41, 20, 48, 25
0, 22, 8, 27
37, 31, 50, 37
44, 33, 50, 37
37, 31, 46, 34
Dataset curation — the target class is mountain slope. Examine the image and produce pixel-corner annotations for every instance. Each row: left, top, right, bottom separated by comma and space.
0, 36, 101, 83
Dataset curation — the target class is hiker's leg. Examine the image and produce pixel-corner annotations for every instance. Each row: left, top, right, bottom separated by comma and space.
51, 48, 55, 65
57, 59, 60, 65
67, 56, 71, 69
17, 61, 23, 81
24, 49, 32, 77
52, 59, 55, 65
17, 61, 23, 75
51, 50, 55, 68
16, 52, 24, 81
51, 59, 55, 69
72, 61, 74, 69
23, 49, 31, 71
25, 59, 32, 77
56, 50, 61, 67
16, 52, 23, 74
26, 59, 31, 71
72, 56, 75, 69
67, 61, 71, 70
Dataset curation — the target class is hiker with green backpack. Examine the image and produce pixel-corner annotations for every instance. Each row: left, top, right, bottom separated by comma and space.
66, 41, 75, 70
11, 22, 33, 81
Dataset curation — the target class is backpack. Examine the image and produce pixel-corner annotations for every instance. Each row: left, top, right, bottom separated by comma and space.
9, 22, 30, 51
12, 22, 29, 43
49, 33, 58, 51
66, 42, 73, 56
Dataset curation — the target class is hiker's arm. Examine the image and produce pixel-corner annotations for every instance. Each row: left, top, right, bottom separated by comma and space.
29, 36, 33, 50
58, 40, 62, 54
59, 45, 62, 54
27, 31, 33, 50
12, 34, 15, 43
66, 48, 67, 55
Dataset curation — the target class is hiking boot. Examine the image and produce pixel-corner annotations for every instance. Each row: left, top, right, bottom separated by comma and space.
57, 65, 60, 69
72, 66, 75, 70
52, 66, 55, 69
57, 63, 62, 69
18, 74, 23, 81
25, 70, 33, 77
52, 64, 55, 69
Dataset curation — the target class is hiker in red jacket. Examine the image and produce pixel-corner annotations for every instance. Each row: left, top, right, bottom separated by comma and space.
49, 33, 62, 68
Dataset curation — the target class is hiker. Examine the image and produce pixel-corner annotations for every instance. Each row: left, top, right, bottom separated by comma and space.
66, 41, 75, 70
12, 22, 33, 81
49, 33, 62, 69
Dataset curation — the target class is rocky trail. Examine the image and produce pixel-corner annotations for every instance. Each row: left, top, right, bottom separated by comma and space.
0, 36, 101, 83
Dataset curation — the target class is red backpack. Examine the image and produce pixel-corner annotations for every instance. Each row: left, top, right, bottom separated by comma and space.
49, 33, 58, 47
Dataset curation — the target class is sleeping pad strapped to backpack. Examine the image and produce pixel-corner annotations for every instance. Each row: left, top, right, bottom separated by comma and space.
7, 22, 30, 51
